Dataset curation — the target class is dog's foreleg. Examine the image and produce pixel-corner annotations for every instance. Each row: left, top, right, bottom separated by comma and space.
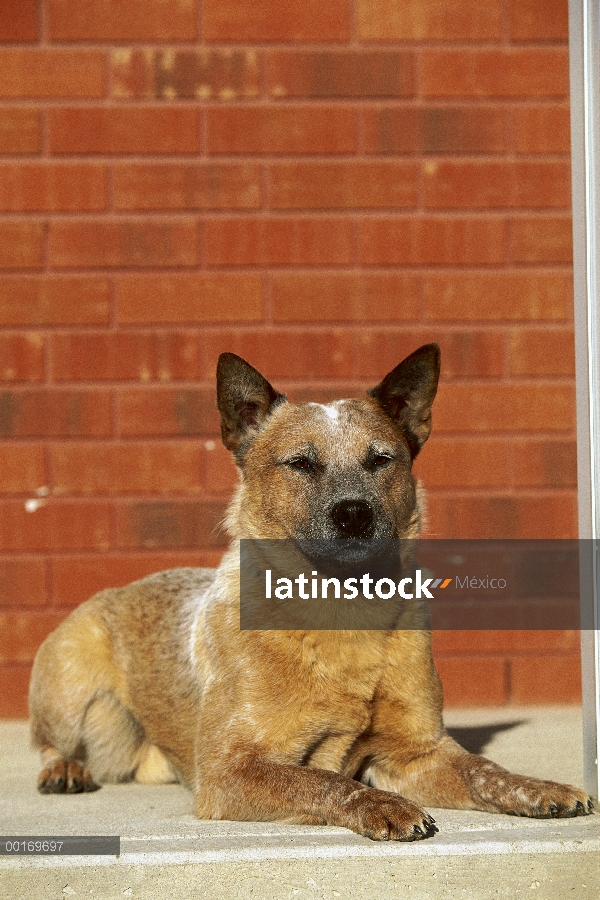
365, 733, 594, 818
194, 751, 438, 841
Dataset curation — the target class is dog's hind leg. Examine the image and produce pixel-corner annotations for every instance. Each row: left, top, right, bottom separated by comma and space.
29, 597, 163, 793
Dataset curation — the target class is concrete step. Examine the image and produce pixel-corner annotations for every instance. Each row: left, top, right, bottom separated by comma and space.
1, 708, 598, 900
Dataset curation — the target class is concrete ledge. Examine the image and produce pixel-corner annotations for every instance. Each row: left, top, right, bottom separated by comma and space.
1, 709, 598, 899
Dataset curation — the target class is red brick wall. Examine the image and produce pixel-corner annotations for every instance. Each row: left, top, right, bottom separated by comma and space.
0, 0, 580, 717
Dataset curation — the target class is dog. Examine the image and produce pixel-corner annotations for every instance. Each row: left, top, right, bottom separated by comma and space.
29, 345, 593, 841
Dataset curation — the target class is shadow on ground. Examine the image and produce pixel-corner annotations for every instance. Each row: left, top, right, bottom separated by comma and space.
446, 720, 527, 755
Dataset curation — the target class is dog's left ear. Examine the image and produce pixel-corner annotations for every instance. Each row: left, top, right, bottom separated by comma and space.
217, 353, 287, 459
368, 343, 440, 458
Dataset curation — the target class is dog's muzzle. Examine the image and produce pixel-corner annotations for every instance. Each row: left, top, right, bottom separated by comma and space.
331, 500, 375, 539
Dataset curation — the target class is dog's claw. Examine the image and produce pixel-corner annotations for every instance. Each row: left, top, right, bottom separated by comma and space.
575, 800, 592, 816
37, 759, 99, 795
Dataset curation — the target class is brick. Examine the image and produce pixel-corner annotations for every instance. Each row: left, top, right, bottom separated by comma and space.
425, 494, 578, 539
49, 220, 200, 269
432, 630, 579, 655
510, 216, 572, 264
49, 0, 197, 41
118, 389, 219, 437
0, 389, 111, 438
0, 500, 111, 551
510, 655, 581, 704
0, 445, 46, 494
414, 439, 511, 488
434, 657, 507, 706
207, 106, 356, 155
272, 274, 420, 322
203, 328, 504, 384
204, 441, 238, 495
0, 666, 31, 718
359, 217, 504, 266
205, 218, 354, 267
349, 330, 505, 380
51, 552, 223, 608
203, 325, 544, 386
434, 383, 575, 433
267, 51, 414, 98
0, 50, 105, 99
508, 328, 575, 376
510, 0, 569, 41
431, 331, 506, 378
112, 48, 259, 100
0, 558, 47, 607
0, 1, 37, 41
0, 223, 43, 270
114, 163, 261, 210
52, 332, 202, 382
203, 0, 350, 41
513, 439, 577, 488
204, 328, 355, 380
116, 500, 228, 550
49, 108, 199, 155
422, 49, 569, 98
52, 443, 204, 495
0, 333, 44, 382
513, 106, 570, 154
0, 109, 41, 154
424, 273, 572, 321
205, 327, 398, 381
270, 162, 419, 209
0, 612, 68, 664
0, 164, 107, 212
344, 334, 424, 381
116, 274, 262, 324
358, 0, 501, 40
424, 161, 571, 209
0, 277, 110, 326
363, 105, 507, 155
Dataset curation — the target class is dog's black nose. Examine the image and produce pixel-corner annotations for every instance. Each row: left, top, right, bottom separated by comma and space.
331, 500, 375, 539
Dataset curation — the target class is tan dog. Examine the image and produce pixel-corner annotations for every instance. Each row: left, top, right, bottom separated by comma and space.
29, 345, 593, 841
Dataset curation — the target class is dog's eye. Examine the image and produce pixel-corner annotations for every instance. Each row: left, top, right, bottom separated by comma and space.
371, 455, 393, 469
288, 457, 314, 472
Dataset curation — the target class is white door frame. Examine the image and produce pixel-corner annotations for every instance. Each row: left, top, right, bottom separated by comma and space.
569, 0, 600, 799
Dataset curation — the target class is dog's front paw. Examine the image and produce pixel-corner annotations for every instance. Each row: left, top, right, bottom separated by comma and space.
474, 770, 594, 819
512, 779, 594, 819
37, 759, 99, 794
337, 787, 438, 841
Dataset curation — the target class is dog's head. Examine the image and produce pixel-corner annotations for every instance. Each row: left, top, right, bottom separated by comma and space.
217, 345, 440, 561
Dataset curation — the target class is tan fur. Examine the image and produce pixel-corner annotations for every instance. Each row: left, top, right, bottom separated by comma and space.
29, 348, 593, 839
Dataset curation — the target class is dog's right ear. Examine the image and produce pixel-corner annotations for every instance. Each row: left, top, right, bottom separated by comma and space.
216, 353, 287, 459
